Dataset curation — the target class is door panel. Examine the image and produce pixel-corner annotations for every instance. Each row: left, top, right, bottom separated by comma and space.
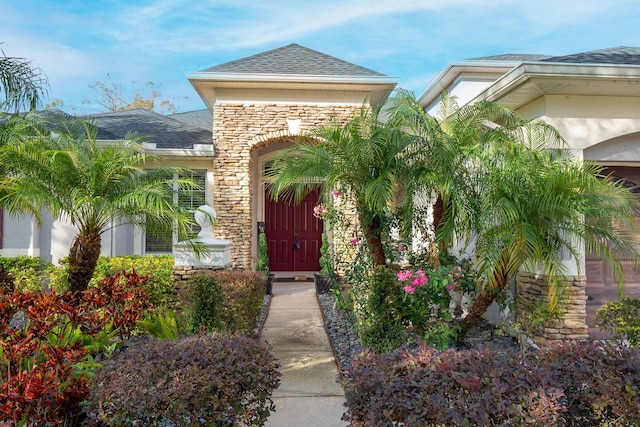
265, 187, 322, 272
265, 189, 294, 271
295, 194, 323, 271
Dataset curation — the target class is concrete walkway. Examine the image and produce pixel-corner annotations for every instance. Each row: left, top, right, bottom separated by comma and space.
261, 280, 348, 427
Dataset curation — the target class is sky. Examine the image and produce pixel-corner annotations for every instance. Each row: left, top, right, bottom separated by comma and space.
3, 0, 640, 114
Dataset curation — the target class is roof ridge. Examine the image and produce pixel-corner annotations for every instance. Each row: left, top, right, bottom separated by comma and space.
199, 43, 386, 77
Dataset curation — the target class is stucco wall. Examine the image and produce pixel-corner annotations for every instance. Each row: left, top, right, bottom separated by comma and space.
212, 103, 361, 270
518, 95, 640, 152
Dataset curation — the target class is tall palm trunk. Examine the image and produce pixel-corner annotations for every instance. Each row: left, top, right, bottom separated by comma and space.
360, 212, 386, 266
68, 228, 102, 300
431, 193, 445, 268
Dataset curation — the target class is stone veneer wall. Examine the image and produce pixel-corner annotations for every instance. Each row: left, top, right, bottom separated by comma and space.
212, 103, 362, 270
516, 272, 589, 342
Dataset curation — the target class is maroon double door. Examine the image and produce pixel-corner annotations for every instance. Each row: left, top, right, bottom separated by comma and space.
264, 187, 323, 272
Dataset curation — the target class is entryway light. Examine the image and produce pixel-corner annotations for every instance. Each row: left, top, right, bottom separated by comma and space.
287, 119, 301, 136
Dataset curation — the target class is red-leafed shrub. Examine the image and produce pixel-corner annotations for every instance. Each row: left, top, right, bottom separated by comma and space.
343, 341, 640, 426
83, 333, 281, 426
0, 269, 153, 426
81, 269, 152, 339
0, 291, 90, 425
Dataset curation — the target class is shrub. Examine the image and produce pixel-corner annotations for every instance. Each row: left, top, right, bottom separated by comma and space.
256, 233, 270, 275
0, 256, 51, 293
0, 270, 155, 425
343, 341, 640, 426
0, 291, 91, 425
82, 270, 153, 340
89, 255, 175, 306
358, 266, 404, 353
595, 296, 640, 347
186, 274, 223, 333
214, 270, 265, 335
0, 266, 15, 294
83, 334, 281, 426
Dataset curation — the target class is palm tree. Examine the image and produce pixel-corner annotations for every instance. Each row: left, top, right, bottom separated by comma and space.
391, 91, 639, 341
454, 118, 640, 341
0, 47, 48, 113
266, 104, 413, 267
0, 113, 201, 299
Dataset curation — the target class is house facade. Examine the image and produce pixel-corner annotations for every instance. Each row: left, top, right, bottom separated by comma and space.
2, 44, 639, 338
420, 46, 640, 338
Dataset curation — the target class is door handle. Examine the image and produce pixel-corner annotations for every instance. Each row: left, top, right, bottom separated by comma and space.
294, 229, 301, 250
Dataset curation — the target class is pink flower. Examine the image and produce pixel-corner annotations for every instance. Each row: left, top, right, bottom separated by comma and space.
349, 238, 360, 245
445, 284, 453, 291
412, 276, 427, 287
312, 205, 328, 218
397, 270, 412, 281
331, 190, 341, 198
403, 285, 416, 294
416, 269, 426, 278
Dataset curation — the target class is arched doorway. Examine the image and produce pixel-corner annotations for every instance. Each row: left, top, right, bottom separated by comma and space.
264, 186, 322, 272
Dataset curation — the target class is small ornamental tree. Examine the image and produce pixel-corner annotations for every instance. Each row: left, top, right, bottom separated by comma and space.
0, 114, 203, 301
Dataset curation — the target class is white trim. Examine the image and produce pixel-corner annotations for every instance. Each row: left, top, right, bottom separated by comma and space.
0, 248, 40, 258
186, 72, 398, 85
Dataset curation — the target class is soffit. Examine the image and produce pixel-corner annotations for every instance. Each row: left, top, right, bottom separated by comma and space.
476, 63, 640, 109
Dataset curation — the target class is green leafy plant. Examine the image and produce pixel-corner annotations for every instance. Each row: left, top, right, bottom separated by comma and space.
595, 296, 640, 347
186, 274, 223, 334
83, 334, 281, 426
138, 308, 182, 340
256, 233, 270, 275
89, 255, 175, 306
358, 266, 404, 353
319, 233, 333, 276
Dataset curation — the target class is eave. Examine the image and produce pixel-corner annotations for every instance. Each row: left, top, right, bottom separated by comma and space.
472, 62, 640, 109
187, 72, 398, 109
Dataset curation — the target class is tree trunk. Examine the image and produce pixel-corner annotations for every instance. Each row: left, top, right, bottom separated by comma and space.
455, 253, 512, 343
67, 229, 102, 301
431, 193, 449, 267
360, 213, 386, 266
455, 286, 502, 343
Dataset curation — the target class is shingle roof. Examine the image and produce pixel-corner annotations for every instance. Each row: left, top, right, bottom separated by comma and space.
87, 109, 212, 149
541, 46, 640, 65
470, 47, 640, 66
168, 109, 212, 130
201, 43, 386, 77
470, 53, 552, 62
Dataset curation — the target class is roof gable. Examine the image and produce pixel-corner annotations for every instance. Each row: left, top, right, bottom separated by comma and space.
201, 43, 386, 77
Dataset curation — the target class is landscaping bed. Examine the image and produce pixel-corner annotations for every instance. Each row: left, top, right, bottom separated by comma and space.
319, 290, 640, 426
0, 256, 279, 426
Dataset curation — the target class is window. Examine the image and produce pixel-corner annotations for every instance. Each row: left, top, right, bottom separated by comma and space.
145, 169, 207, 253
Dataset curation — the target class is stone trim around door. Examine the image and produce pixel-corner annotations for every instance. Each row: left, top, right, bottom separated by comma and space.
211, 103, 362, 270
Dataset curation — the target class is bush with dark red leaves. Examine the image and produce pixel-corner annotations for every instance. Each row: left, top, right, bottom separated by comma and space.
343, 341, 640, 426
83, 333, 281, 426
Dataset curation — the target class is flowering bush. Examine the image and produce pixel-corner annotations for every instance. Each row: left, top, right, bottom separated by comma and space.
396, 263, 475, 345
312, 204, 329, 218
